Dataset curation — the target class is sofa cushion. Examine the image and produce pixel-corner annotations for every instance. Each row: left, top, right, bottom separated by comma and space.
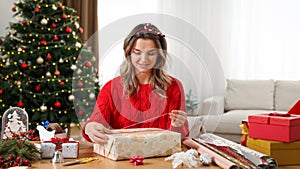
275, 80, 300, 111
225, 79, 275, 111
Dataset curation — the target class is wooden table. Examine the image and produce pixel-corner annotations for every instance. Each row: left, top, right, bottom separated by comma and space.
32, 141, 300, 169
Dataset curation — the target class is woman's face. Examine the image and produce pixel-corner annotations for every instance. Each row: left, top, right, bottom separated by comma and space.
130, 38, 159, 74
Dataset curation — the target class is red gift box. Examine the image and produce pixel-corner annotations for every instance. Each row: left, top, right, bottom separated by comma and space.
248, 113, 300, 142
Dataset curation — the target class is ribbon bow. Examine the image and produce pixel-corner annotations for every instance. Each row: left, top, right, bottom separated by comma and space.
268, 112, 291, 117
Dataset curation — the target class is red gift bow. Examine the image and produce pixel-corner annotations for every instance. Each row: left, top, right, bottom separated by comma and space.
268, 112, 291, 117
51, 137, 69, 151
130, 156, 144, 165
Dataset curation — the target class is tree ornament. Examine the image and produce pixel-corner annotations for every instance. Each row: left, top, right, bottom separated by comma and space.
94, 78, 99, 83
40, 104, 47, 112
74, 22, 80, 29
78, 110, 83, 115
77, 81, 83, 88
21, 62, 29, 69
54, 70, 60, 76
53, 35, 59, 41
0, 89, 3, 95
41, 18, 48, 25
35, 85, 41, 91
78, 27, 84, 33
12, 7, 17, 12
16, 81, 22, 86
68, 95, 74, 101
35, 7, 40, 13
92, 56, 97, 62
62, 13, 67, 19
75, 42, 82, 48
59, 58, 64, 63
36, 56, 44, 64
46, 71, 51, 77
22, 19, 27, 24
46, 53, 52, 60
65, 27, 72, 33
59, 81, 64, 86
85, 61, 92, 67
77, 55, 83, 60
70, 65, 77, 70
54, 101, 61, 109
76, 69, 82, 75
52, 23, 57, 28
52, 4, 57, 10
18, 46, 25, 52
17, 101, 24, 108
40, 40, 47, 45
58, 5, 64, 10
89, 93, 95, 100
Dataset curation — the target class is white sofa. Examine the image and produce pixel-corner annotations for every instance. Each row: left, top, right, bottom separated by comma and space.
188, 79, 300, 142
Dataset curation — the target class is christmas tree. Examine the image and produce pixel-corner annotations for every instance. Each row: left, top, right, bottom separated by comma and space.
0, 0, 100, 130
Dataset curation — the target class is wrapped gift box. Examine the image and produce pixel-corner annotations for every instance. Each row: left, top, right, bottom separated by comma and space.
248, 113, 300, 142
93, 128, 181, 160
247, 137, 300, 165
41, 139, 79, 158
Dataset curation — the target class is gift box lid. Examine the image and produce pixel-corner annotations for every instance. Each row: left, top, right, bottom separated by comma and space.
247, 137, 300, 150
288, 100, 300, 115
248, 113, 300, 126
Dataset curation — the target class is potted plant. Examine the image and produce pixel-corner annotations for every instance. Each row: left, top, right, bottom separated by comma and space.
185, 89, 199, 116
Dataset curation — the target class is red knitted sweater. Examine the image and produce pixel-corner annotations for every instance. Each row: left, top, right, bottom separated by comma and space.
82, 76, 189, 142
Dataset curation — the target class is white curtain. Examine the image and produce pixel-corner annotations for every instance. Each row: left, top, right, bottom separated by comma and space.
159, 0, 300, 80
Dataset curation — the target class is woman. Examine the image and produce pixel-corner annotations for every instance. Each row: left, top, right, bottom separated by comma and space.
82, 23, 189, 143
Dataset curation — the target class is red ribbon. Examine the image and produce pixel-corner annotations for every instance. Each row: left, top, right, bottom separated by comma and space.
50, 137, 70, 151
268, 112, 291, 117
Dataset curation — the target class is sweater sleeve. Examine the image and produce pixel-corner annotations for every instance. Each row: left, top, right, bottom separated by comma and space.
81, 81, 113, 142
168, 78, 190, 139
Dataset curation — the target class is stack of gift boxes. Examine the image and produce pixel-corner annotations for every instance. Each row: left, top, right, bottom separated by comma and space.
241, 101, 300, 165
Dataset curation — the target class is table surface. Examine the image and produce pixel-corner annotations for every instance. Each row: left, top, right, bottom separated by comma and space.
32, 141, 300, 169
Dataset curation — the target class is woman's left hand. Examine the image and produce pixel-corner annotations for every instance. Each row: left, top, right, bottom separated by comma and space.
169, 110, 187, 127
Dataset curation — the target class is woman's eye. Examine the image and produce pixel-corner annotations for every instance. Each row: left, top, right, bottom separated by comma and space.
148, 52, 156, 55
134, 51, 141, 55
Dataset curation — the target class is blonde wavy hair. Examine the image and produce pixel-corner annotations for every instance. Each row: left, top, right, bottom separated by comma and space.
120, 23, 172, 97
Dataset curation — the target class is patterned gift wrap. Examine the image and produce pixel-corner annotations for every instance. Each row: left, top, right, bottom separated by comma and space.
93, 128, 181, 160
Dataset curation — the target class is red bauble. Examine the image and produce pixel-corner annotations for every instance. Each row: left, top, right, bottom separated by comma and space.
78, 27, 84, 33
35, 7, 40, 13
46, 53, 52, 60
65, 27, 72, 33
54, 101, 61, 109
78, 110, 83, 115
77, 55, 83, 61
52, 23, 57, 28
0, 89, 3, 95
85, 61, 92, 67
17, 101, 24, 108
77, 81, 83, 88
21, 63, 29, 69
12, 7, 17, 12
53, 35, 59, 41
40, 40, 47, 45
62, 13, 67, 19
54, 70, 60, 76
35, 85, 41, 91
22, 19, 27, 24
59, 81, 64, 86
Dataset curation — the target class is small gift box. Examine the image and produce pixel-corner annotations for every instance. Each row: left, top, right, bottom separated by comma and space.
247, 137, 300, 165
40, 138, 79, 158
248, 113, 300, 142
93, 128, 181, 160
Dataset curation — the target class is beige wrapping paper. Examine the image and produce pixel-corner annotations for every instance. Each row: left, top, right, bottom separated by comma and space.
93, 128, 181, 160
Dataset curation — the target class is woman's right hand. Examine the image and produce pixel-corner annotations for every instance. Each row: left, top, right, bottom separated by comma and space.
85, 122, 112, 144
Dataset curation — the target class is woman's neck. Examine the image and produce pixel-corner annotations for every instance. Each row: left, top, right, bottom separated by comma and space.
136, 72, 151, 84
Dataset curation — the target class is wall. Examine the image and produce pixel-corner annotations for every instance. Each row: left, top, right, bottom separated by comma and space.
0, 0, 15, 37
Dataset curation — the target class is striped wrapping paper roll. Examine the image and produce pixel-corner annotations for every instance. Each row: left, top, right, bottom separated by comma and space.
183, 133, 278, 169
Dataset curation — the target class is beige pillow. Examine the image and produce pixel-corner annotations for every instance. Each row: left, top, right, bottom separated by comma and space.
225, 79, 275, 111
275, 80, 300, 111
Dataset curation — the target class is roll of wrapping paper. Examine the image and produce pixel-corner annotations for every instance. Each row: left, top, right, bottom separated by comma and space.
199, 133, 278, 169
182, 138, 239, 169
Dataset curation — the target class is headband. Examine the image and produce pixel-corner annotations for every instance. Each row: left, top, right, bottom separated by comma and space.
137, 23, 165, 38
